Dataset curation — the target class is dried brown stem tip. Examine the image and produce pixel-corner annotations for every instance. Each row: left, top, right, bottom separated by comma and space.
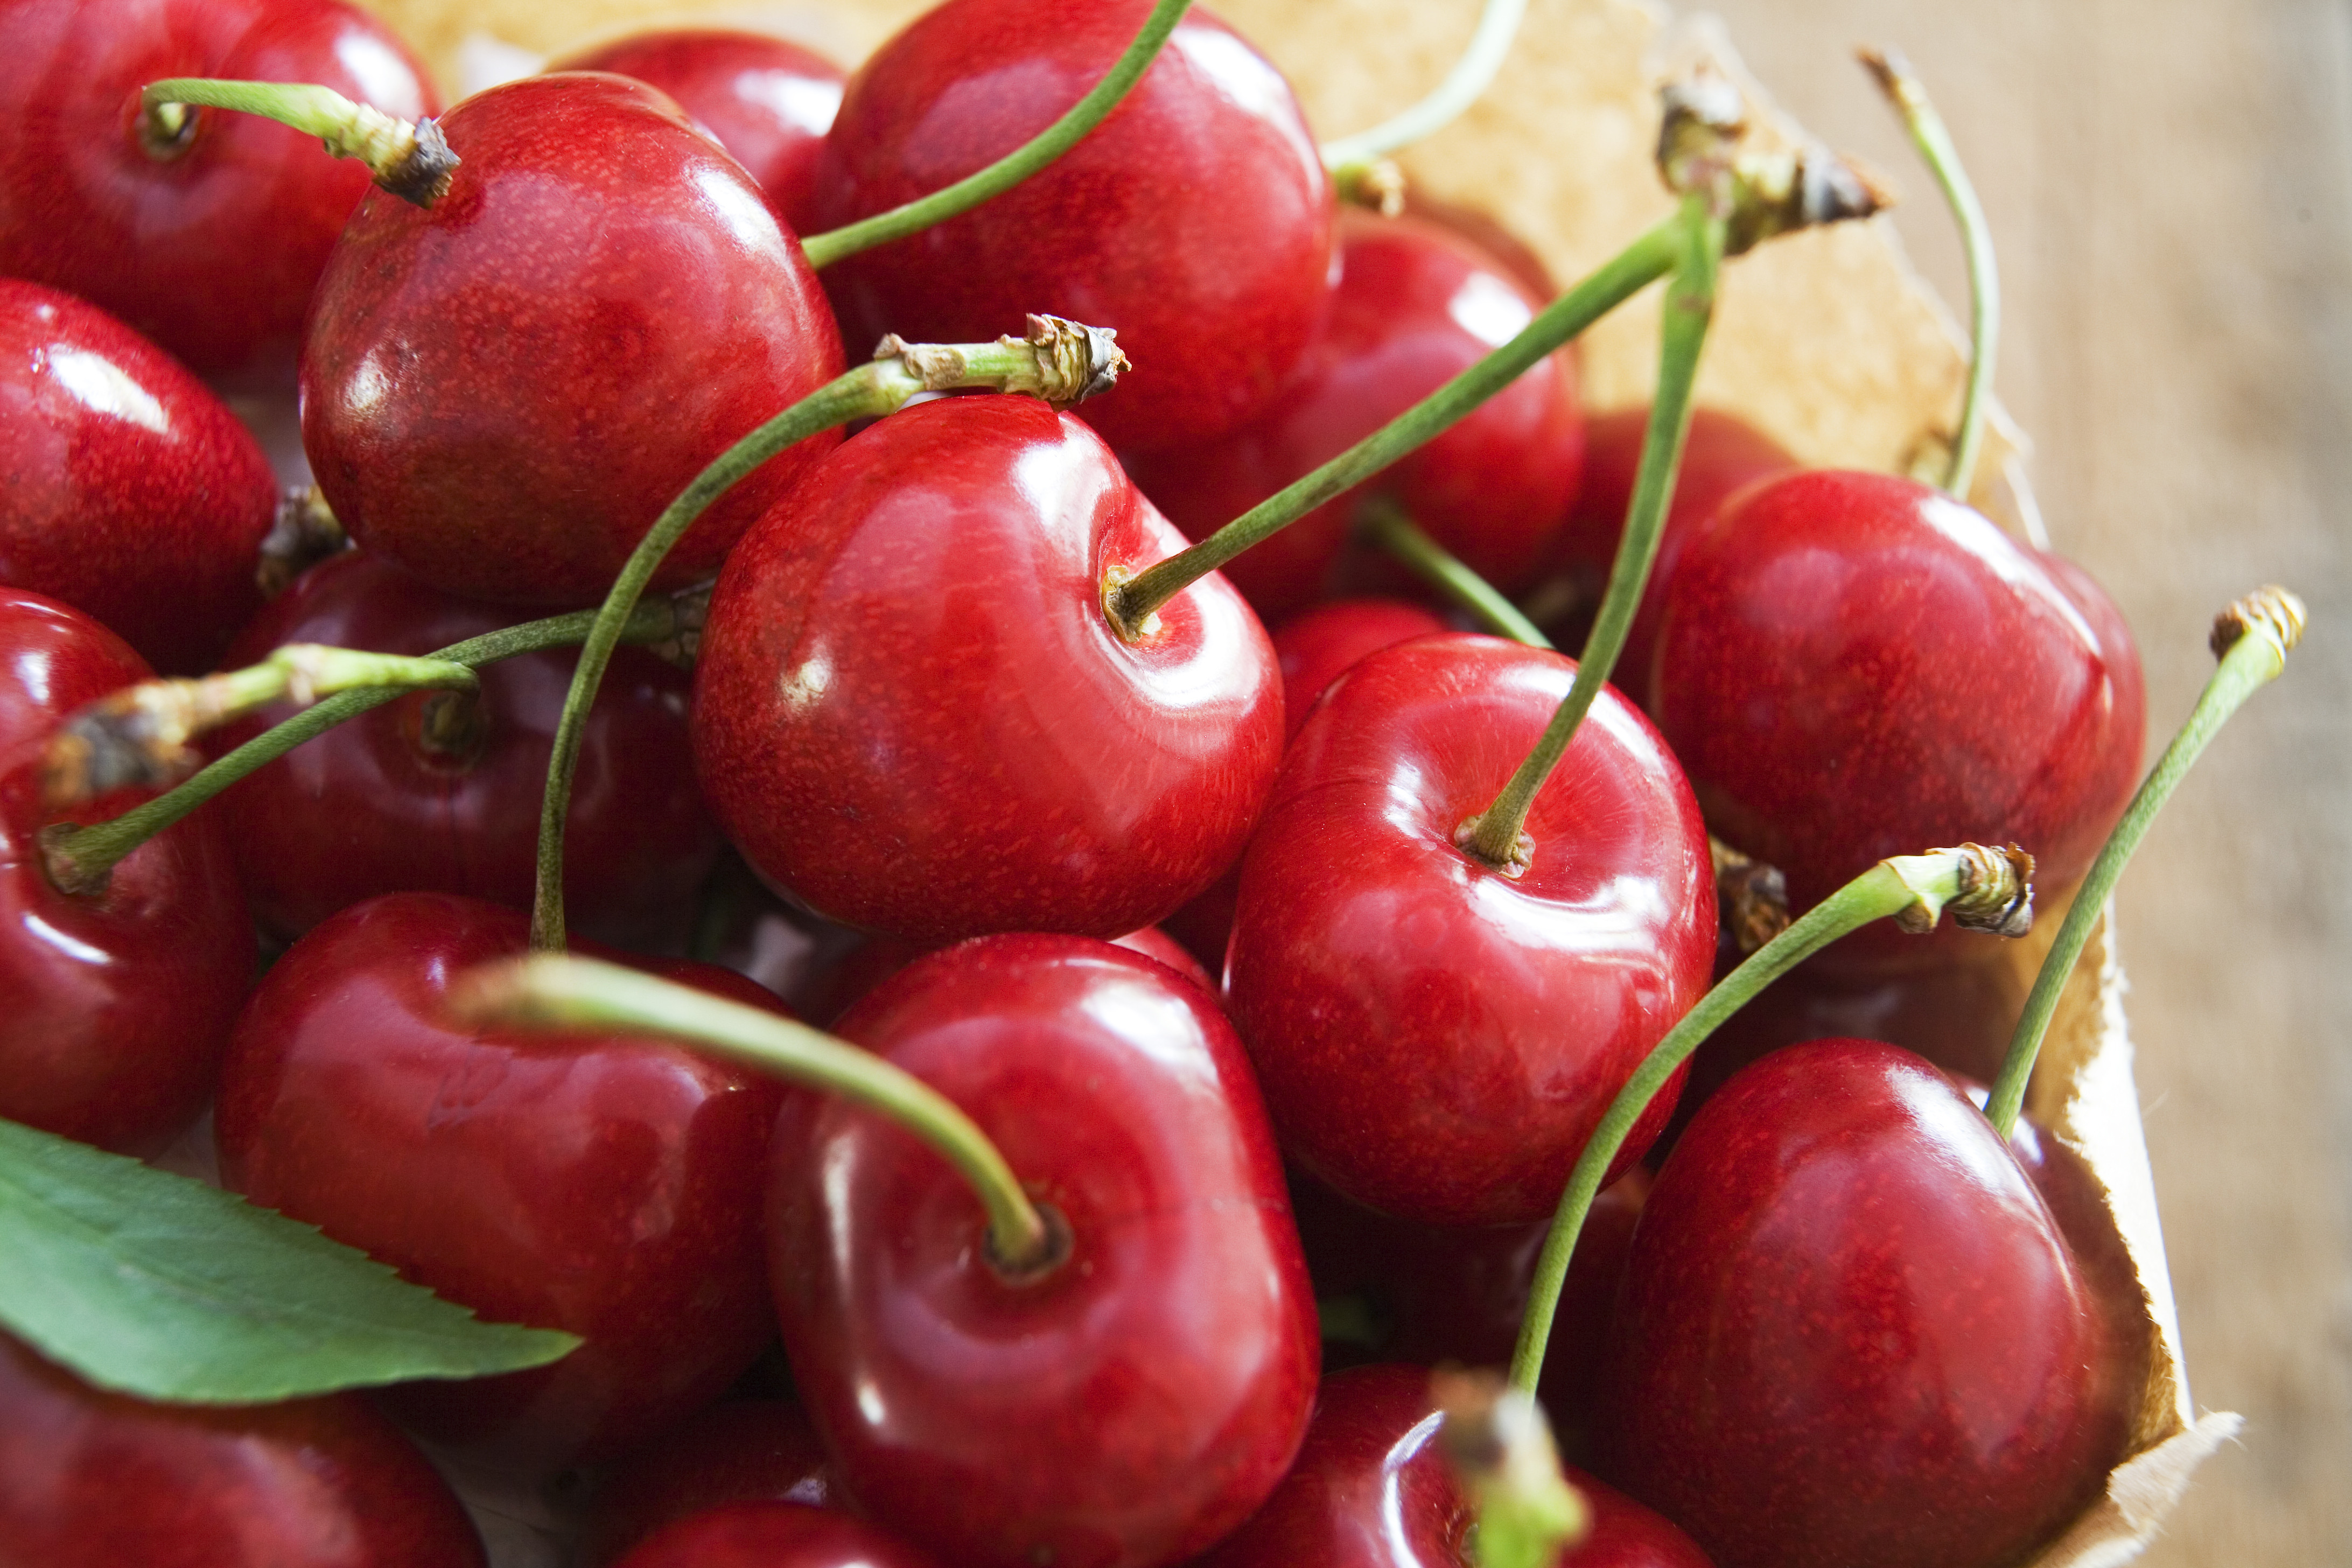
2210, 585, 2308, 660
1711, 836, 1790, 953
256, 485, 350, 599
874, 314, 1128, 409
1431, 1367, 1590, 1568
1935, 841, 2036, 937
41, 679, 239, 811
1655, 66, 1894, 255
381, 116, 458, 206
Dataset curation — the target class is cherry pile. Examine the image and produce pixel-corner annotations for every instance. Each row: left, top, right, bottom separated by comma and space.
0, 1, 2281, 1565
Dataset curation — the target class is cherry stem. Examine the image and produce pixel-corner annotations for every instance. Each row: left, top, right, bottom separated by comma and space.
138, 78, 456, 205
1505, 841, 2038, 1392
1360, 499, 1552, 648
1319, 0, 1528, 176
1107, 212, 1689, 635
1462, 197, 1721, 870
1860, 49, 1997, 501
796, 0, 1193, 270
40, 598, 683, 899
451, 954, 1060, 1276
528, 320, 1129, 955
1984, 586, 2307, 1138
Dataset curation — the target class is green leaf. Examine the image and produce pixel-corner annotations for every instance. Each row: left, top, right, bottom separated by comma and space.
0, 1117, 578, 1403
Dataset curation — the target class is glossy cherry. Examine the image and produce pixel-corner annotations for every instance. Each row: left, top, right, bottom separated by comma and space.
0, 1331, 485, 1567
552, 30, 844, 233
692, 396, 1282, 943
767, 934, 1318, 1568
301, 72, 846, 607
1124, 207, 1583, 620
811, 0, 1334, 454
1, 280, 279, 673
213, 551, 718, 946
214, 891, 786, 1472
1227, 634, 1714, 1226
0, 0, 438, 378
0, 588, 251, 1152
1595, 1038, 2131, 1568
1647, 470, 2145, 971
1193, 1363, 1713, 1568
810, 923, 1215, 1025
611, 1502, 939, 1568
579, 1401, 839, 1568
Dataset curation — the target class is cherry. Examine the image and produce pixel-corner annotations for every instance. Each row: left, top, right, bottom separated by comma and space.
301, 72, 846, 607
1227, 633, 1714, 1225
767, 933, 1318, 1567
579, 1401, 839, 1568
551, 30, 844, 234
0, 0, 437, 378
0, 1330, 485, 1567
691, 395, 1282, 944
212, 550, 718, 946
1647, 470, 2145, 971
214, 891, 787, 1472
1272, 598, 1452, 744
1123, 207, 1582, 620
610, 1502, 939, 1568
0, 587, 250, 1153
0, 280, 279, 674
1594, 1038, 2130, 1568
810, 0, 1334, 454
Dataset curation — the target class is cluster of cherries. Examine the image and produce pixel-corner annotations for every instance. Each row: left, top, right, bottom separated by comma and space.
0, 0, 2185, 1565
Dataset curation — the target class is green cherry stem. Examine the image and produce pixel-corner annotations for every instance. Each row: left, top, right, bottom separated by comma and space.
1461, 198, 1721, 871
1983, 585, 2308, 1138
450, 954, 1060, 1276
1859, 48, 1997, 500
1319, 0, 1528, 177
1360, 499, 1553, 648
527, 319, 1128, 954
138, 78, 456, 204
1506, 840, 2037, 1392
796, 0, 1193, 270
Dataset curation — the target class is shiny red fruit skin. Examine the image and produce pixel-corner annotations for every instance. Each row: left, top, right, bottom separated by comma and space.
0, 1332, 485, 1567
692, 396, 1283, 943
611, 1502, 940, 1568
214, 892, 786, 1472
302, 72, 846, 607
1125, 208, 1582, 620
579, 1401, 839, 1568
553, 30, 844, 234
1597, 1039, 2130, 1568
811, 0, 1334, 454
1227, 634, 1714, 1225
808, 924, 1215, 1026
768, 934, 1319, 1568
215, 551, 718, 944
0, 0, 437, 377
1649, 470, 2145, 971
1273, 597, 1452, 744
0, 280, 278, 673
0, 589, 252, 1152
1194, 1363, 1713, 1568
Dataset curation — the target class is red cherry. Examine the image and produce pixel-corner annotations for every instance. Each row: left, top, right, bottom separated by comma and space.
811, 0, 1334, 454
300, 72, 846, 607
611, 1502, 939, 1568
0, 0, 437, 377
579, 1401, 839, 1568
1648, 470, 2145, 971
691, 396, 1282, 943
0, 587, 251, 1152
1227, 634, 1714, 1225
1124, 208, 1582, 620
552, 30, 844, 234
214, 891, 786, 1471
0, 281, 278, 674
768, 933, 1318, 1568
0, 1331, 484, 1567
213, 551, 718, 946
1595, 1038, 2130, 1568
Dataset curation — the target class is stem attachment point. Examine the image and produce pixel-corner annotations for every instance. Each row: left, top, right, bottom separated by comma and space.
1453, 813, 1533, 879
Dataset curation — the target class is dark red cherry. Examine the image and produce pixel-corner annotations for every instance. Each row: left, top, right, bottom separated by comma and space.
768, 934, 1318, 1568
1227, 634, 1714, 1226
692, 396, 1282, 944
803, 923, 1215, 1026
1648, 470, 2145, 971
579, 1402, 839, 1568
1595, 1038, 2130, 1568
812, 0, 1334, 454
0, 588, 251, 1152
302, 72, 846, 607
0, 281, 278, 673
552, 30, 844, 234
611, 1502, 940, 1568
213, 551, 718, 946
0, 0, 437, 378
0, 1331, 485, 1567
1124, 208, 1582, 620
1193, 1363, 1713, 1568
214, 892, 786, 1472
